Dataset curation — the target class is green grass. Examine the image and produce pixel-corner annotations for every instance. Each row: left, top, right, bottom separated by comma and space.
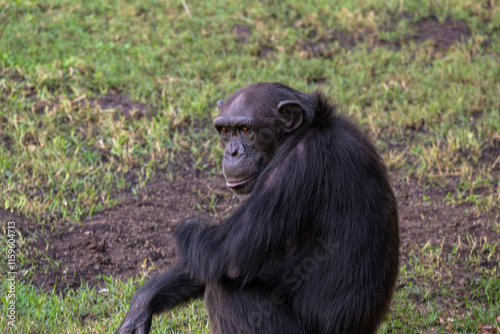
1, 0, 499, 333
1, 277, 209, 333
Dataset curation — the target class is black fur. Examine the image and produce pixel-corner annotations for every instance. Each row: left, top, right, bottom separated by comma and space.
117, 83, 400, 334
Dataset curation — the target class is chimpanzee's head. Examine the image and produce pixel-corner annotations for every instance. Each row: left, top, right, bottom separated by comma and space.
213, 83, 315, 196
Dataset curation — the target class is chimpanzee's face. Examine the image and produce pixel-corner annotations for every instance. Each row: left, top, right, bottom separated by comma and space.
213, 85, 305, 197
213, 93, 274, 196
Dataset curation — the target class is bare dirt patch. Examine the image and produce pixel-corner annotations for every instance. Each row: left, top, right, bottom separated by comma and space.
395, 177, 498, 248
14, 165, 239, 292
255, 45, 275, 60
299, 29, 365, 59
7, 158, 497, 293
15, 86, 151, 120
232, 24, 252, 43
299, 14, 471, 58
407, 16, 471, 50
89, 93, 152, 119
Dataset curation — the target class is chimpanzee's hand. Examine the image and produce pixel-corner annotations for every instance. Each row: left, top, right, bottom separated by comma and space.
116, 293, 153, 334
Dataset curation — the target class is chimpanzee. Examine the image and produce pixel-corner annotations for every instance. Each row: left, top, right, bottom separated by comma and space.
117, 83, 400, 334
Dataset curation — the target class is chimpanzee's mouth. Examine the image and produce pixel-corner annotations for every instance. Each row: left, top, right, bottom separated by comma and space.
226, 175, 254, 188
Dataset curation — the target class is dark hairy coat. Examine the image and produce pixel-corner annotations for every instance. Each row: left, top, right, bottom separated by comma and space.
117, 83, 400, 334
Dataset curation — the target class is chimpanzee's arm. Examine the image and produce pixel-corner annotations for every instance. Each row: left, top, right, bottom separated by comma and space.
175, 136, 321, 285
116, 262, 205, 334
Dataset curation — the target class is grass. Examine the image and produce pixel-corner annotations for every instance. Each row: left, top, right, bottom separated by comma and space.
1, 0, 499, 333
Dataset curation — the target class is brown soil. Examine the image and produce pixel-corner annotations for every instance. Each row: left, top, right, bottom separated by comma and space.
406, 16, 471, 50
299, 29, 365, 59
232, 24, 252, 43
5, 158, 498, 293
8, 164, 240, 292
27, 90, 152, 120
300, 14, 471, 58
89, 93, 152, 119
395, 177, 499, 248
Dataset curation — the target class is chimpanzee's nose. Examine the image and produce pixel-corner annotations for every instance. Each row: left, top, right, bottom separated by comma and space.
225, 140, 243, 162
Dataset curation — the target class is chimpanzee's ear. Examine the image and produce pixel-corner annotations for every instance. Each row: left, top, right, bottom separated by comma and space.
217, 100, 224, 109
277, 100, 304, 133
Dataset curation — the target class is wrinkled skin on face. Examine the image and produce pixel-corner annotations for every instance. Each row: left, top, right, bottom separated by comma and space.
213, 84, 311, 196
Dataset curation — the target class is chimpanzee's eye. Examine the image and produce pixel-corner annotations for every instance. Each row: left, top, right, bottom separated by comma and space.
242, 127, 249, 133
221, 127, 227, 133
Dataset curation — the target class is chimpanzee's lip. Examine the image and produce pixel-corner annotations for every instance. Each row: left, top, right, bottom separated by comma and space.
226, 175, 254, 188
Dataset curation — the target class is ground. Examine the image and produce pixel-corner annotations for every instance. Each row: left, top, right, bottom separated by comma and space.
10, 164, 239, 290
7, 163, 498, 294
